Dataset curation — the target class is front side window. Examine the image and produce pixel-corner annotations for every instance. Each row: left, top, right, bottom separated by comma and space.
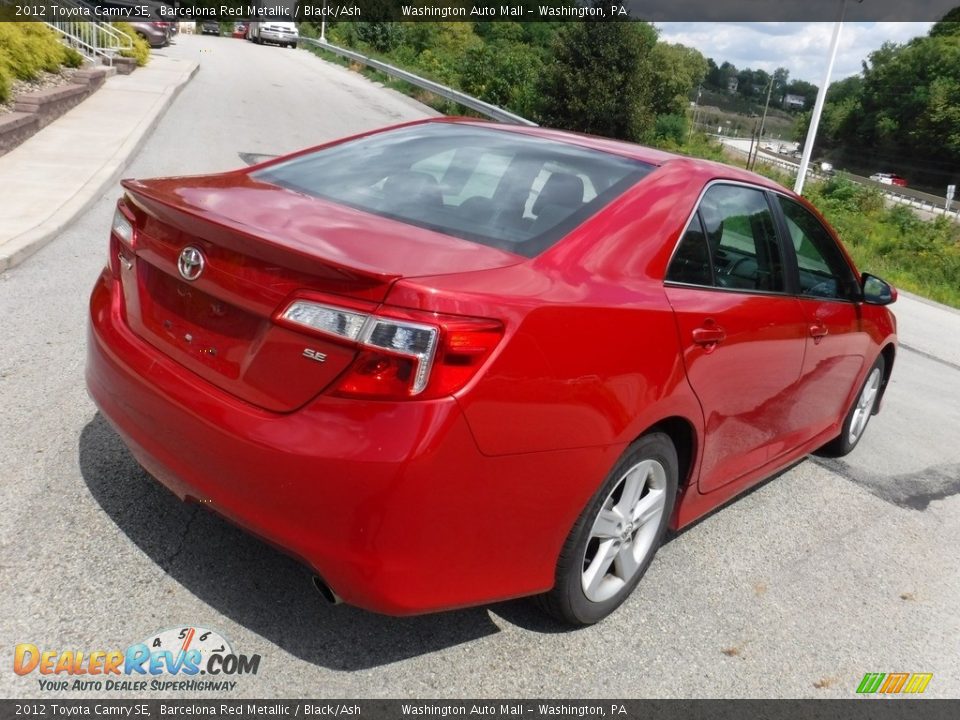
667, 184, 785, 293
777, 197, 859, 300
253, 123, 653, 258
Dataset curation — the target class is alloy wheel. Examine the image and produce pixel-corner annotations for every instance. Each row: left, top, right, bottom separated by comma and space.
581, 459, 667, 603
848, 367, 882, 444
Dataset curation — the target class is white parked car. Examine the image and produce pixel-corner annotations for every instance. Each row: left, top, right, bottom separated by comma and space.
246, 21, 299, 48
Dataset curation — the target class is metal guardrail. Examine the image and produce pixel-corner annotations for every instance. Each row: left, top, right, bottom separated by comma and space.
883, 189, 960, 220
300, 37, 537, 127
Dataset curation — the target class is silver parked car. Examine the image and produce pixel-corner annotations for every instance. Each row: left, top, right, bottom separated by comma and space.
246, 21, 299, 48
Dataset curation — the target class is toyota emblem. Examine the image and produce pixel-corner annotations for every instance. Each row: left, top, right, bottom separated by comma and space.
177, 246, 205, 281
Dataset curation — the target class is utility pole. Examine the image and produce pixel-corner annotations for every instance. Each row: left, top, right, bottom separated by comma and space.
689, 84, 702, 140
320, 0, 327, 42
750, 76, 775, 170
795, 0, 849, 194
747, 119, 760, 170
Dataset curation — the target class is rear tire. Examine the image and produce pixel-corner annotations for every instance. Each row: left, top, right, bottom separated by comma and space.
536, 433, 678, 625
817, 355, 885, 458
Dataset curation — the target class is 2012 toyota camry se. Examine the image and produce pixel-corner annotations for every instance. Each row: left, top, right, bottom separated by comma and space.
86, 118, 897, 624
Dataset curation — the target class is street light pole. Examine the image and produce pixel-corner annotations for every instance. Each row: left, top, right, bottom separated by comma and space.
320, 0, 327, 42
794, 0, 849, 194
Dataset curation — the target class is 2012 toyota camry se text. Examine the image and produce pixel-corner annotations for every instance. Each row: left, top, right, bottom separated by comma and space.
86, 119, 897, 624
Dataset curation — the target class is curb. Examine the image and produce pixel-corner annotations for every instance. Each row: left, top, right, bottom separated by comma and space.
0, 60, 200, 275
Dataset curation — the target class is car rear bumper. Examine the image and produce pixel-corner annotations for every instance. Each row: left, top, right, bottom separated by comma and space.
86, 271, 607, 614
259, 30, 297, 43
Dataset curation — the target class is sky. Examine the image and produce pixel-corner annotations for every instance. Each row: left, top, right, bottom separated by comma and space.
655, 22, 933, 84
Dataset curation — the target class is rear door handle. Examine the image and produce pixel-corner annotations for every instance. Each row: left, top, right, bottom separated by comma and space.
692, 326, 726, 346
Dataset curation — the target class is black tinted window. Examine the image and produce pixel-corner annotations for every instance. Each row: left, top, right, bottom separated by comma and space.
666, 213, 713, 286
253, 124, 652, 258
778, 197, 859, 300
699, 185, 784, 293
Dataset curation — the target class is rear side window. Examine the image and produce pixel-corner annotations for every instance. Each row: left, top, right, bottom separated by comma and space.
666, 214, 713, 286
667, 184, 785, 293
253, 124, 653, 258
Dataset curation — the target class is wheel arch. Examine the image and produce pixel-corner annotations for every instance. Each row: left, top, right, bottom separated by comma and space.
875, 342, 896, 412
641, 415, 699, 495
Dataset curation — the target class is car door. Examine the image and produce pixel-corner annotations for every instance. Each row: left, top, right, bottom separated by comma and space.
664, 183, 807, 494
772, 195, 870, 446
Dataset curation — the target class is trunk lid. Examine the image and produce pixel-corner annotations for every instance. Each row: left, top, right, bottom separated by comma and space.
118, 173, 520, 412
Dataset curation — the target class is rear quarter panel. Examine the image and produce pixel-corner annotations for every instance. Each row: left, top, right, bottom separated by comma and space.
388, 161, 713, 458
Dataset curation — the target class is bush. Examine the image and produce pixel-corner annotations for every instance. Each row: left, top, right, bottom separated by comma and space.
653, 114, 688, 145
0, 22, 82, 102
113, 22, 150, 66
803, 178, 960, 307
0, 63, 11, 103
0, 23, 74, 82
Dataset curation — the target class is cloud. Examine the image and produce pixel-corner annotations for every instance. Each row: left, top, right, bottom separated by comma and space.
655, 22, 933, 83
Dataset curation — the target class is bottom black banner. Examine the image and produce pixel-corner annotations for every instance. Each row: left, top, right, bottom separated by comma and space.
1, 700, 958, 720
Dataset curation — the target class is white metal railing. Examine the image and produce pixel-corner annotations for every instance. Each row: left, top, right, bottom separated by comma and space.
43, 1, 134, 67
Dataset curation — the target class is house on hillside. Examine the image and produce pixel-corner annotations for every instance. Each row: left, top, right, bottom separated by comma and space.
783, 94, 806, 110
727, 77, 739, 94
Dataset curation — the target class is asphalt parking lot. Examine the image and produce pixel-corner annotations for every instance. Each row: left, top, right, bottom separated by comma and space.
1, 35, 958, 699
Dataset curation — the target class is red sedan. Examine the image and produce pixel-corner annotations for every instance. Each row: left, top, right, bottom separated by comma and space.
86, 119, 897, 624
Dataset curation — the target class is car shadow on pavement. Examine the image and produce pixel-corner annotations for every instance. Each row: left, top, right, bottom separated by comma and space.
79, 413, 574, 670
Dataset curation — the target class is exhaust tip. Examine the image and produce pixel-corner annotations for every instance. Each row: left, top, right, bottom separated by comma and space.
312, 575, 343, 605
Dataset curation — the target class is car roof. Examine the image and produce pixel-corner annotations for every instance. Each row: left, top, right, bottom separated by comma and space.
427, 117, 789, 194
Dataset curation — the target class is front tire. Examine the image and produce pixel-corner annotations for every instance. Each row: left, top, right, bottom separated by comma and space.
818, 355, 885, 458
537, 433, 678, 625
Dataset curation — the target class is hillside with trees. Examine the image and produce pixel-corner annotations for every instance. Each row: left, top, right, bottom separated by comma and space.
317, 19, 708, 146
800, 19, 960, 189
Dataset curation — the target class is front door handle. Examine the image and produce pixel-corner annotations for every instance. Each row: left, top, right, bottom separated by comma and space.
692, 326, 726, 347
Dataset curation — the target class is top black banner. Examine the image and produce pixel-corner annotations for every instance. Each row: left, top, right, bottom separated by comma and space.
1, 0, 959, 22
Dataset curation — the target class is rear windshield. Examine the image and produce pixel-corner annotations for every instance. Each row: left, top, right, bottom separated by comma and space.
252, 123, 654, 257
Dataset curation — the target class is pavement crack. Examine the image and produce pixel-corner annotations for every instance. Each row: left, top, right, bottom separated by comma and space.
812, 457, 960, 510
160, 505, 200, 571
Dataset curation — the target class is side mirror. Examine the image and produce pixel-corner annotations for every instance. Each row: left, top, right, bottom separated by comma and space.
861, 273, 897, 305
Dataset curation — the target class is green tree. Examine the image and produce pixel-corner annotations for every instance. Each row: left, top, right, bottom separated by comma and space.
648, 42, 708, 117
537, 20, 659, 141
459, 40, 544, 119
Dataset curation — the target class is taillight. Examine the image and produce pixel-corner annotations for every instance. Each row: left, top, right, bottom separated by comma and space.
277, 299, 503, 400
109, 200, 136, 277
